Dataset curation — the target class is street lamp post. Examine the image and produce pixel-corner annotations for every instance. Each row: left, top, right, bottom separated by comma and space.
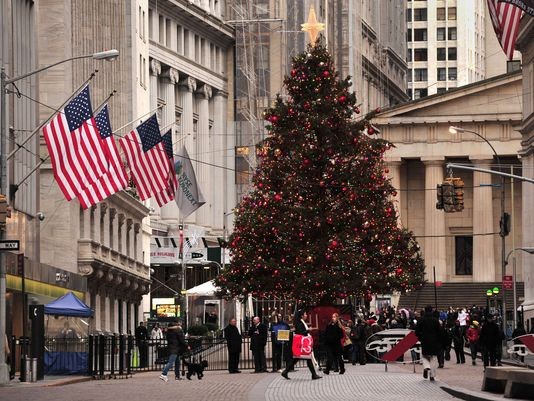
0, 49, 119, 384
449, 126, 508, 336
504, 247, 534, 329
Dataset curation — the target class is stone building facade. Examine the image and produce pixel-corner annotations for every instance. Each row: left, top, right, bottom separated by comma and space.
374, 72, 523, 318
517, 15, 534, 330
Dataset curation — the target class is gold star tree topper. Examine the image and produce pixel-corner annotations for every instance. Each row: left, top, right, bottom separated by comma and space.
301, 5, 325, 46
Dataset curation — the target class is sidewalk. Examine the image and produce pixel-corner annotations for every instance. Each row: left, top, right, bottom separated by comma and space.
0, 360, 529, 401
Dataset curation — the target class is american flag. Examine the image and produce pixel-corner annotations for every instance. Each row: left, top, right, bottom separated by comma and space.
43, 86, 109, 201
487, 0, 523, 60
77, 105, 129, 209
154, 130, 178, 206
119, 114, 171, 200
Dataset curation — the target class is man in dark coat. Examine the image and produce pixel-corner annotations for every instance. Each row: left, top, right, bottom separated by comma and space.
224, 318, 242, 373
159, 321, 188, 382
281, 310, 321, 380
248, 316, 268, 373
415, 305, 442, 381
323, 313, 345, 375
135, 321, 149, 368
479, 314, 501, 368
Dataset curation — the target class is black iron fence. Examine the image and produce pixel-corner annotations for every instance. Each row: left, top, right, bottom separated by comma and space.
8, 334, 326, 379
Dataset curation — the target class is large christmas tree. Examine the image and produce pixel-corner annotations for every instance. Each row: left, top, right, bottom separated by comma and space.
216, 40, 425, 305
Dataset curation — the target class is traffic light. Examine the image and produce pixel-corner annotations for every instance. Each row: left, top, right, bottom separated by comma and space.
500, 212, 511, 237
442, 180, 455, 213
0, 194, 7, 224
452, 177, 465, 212
436, 184, 444, 210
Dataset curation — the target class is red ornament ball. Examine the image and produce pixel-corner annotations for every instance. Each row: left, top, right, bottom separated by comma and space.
354, 106, 360, 114
338, 95, 347, 103
323, 70, 330, 77
368, 126, 375, 135
274, 194, 282, 201
271, 115, 278, 123
291, 69, 297, 77
375, 107, 381, 113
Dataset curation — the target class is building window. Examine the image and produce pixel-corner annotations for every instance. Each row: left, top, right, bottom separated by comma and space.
177, 26, 183, 54
437, 28, 446, 41
139, 54, 144, 86
448, 27, 457, 40
437, 48, 446, 60
142, 10, 146, 40
413, 29, 427, 41
436, 87, 447, 94
159, 15, 165, 43
414, 8, 427, 21
437, 7, 446, 20
448, 47, 457, 60
166, 19, 171, 47
407, 49, 412, 62
414, 48, 428, 61
407, 89, 412, 99
507, 60, 521, 72
448, 7, 457, 20
437, 67, 446, 81
414, 68, 427, 81
448, 67, 457, 80
406, 11, 412, 22
414, 88, 428, 99
455, 236, 473, 275
235, 146, 251, 184
184, 29, 190, 58
149, 9, 153, 39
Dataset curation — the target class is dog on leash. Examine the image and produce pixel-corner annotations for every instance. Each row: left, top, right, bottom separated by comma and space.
184, 359, 208, 380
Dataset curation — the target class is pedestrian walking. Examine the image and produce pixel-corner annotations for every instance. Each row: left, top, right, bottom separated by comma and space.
479, 315, 500, 369
466, 321, 480, 365
415, 305, 442, 381
248, 316, 268, 373
323, 313, 345, 375
451, 320, 466, 364
151, 323, 163, 340
224, 318, 242, 373
159, 321, 188, 382
281, 310, 321, 380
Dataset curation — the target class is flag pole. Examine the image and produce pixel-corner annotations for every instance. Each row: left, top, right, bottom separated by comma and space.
12, 89, 117, 190
112, 103, 166, 136
7, 71, 99, 161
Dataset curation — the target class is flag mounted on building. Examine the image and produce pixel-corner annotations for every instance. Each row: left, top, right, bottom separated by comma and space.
488, 0, 523, 60
43, 86, 109, 201
498, 0, 534, 16
119, 114, 171, 201
154, 130, 178, 207
77, 105, 129, 209
175, 146, 205, 218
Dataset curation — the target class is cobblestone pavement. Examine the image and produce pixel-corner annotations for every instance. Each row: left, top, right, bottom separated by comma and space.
0, 359, 529, 401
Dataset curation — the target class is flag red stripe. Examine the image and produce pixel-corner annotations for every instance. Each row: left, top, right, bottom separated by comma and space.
488, 0, 522, 60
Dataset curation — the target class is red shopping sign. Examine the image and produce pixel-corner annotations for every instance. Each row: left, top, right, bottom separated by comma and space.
292, 334, 314, 359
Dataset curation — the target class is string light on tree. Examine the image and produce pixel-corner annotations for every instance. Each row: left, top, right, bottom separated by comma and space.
215, 36, 425, 306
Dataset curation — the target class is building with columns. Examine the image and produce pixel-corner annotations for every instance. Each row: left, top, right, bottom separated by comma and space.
516, 15, 534, 331
146, 0, 236, 319
373, 71, 524, 317
34, 0, 153, 334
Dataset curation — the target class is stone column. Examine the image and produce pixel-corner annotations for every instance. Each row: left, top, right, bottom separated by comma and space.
127, 219, 133, 258
471, 157, 496, 282
178, 77, 197, 223
91, 204, 100, 242
81, 207, 91, 239
104, 292, 111, 333
121, 300, 128, 334
113, 296, 119, 334
212, 90, 226, 230
195, 84, 212, 227
130, 302, 137, 333
385, 158, 402, 226
134, 223, 141, 262
110, 208, 117, 251
423, 157, 447, 282
161, 68, 181, 221
149, 59, 161, 111
94, 292, 101, 332
118, 214, 126, 255
100, 203, 109, 248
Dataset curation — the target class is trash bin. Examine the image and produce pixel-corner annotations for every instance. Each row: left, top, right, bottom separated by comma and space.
30, 358, 38, 382
20, 356, 32, 382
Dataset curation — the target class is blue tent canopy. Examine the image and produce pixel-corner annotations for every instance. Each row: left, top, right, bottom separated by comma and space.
44, 292, 93, 317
